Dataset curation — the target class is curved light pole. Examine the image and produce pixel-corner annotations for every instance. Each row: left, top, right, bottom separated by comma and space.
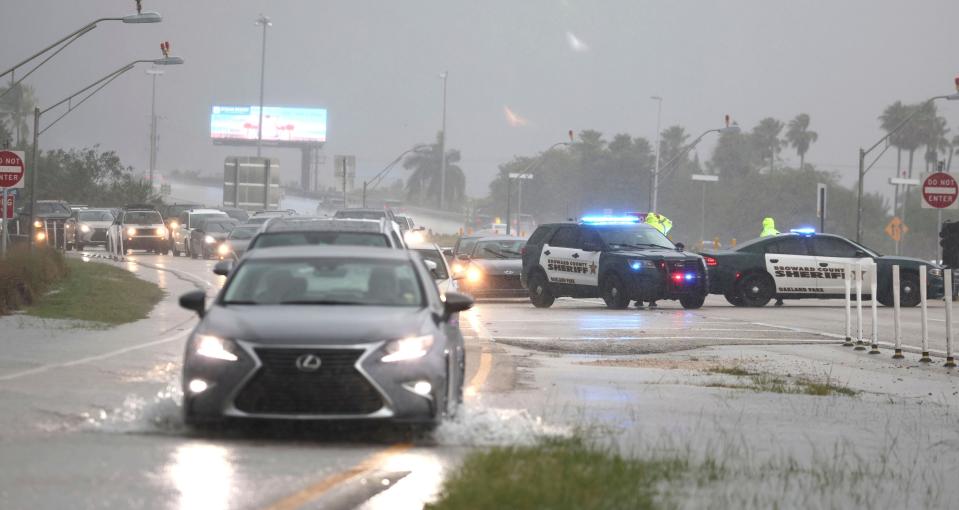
438, 71, 448, 210
1, 11, 161, 99
649, 96, 663, 211
855, 91, 959, 242
506, 141, 571, 235
362, 144, 427, 207
657, 124, 741, 184
29, 55, 183, 248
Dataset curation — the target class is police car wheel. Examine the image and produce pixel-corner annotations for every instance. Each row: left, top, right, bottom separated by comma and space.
528, 272, 555, 308
680, 293, 706, 309
724, 290, 745, 307
880, 272, 920, 308
601, 274, 630, 310
738, 273, 773, 307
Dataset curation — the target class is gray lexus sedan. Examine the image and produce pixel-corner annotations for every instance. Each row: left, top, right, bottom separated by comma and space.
178, 245, 474, 428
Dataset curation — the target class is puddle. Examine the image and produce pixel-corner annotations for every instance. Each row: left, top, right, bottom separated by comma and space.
81, 380, 185, 434
433, 405, 571, 446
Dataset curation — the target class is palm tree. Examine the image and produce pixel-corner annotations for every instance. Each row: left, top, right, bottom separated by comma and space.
784, 113, 818, 171
751, 117, 785, 173
0, 83, 38, 146
948, 134, 959, 172
403, 132, 466, 210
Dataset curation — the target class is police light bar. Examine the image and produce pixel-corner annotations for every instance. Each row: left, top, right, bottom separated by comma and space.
580, 215, 640, 225
790, 227, 816, 236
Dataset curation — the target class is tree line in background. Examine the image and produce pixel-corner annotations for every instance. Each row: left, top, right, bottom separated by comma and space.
473, 106, 959, 259
0, 84, 152, 208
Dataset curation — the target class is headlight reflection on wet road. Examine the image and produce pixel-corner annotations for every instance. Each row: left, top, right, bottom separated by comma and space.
166, 443, 234, 510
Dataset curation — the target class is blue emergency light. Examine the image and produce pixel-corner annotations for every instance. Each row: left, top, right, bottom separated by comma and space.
790, 227, 816, 236
580, 215, 640, 225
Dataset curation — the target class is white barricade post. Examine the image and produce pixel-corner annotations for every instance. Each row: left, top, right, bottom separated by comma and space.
855, 263, 865, 350
869, 266, 880, 354
892, 266, 904, 359
919, 265, 931, 363
843, 264, 853, 346
946, 269, 956, 368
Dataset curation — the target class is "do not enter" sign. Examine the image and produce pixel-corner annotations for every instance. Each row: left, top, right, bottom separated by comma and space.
922, 172, 958, 209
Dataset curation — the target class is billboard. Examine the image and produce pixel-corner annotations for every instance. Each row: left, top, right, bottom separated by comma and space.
211, 106, 327, 146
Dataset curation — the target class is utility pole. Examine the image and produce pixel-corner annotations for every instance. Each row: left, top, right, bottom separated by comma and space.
146, 67, 163, 193
255, 14, 271, 158
650, 96, 663, 212
439, 71, 448, 210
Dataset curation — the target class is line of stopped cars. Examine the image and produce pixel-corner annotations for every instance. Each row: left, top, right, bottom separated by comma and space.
174, 212, 945, 430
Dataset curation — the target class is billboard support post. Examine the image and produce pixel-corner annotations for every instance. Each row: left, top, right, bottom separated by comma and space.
263, 158, 271, 210
342, 157, 347, 209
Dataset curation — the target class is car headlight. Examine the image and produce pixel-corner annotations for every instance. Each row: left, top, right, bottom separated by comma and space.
465, 266, 484, 283
929, 267, 943, 277
217, 243, 230, 256
126, 226, 136, 237
35, 231, 46, 241
80, 224, 91, 233
156, 226, 167, 237
381, 334, 434, 363
628, 259, 656, 271
194, 335, 239, 362
33, 220, 42, 228
451, 262, 465, 275
169, 220, 179, 230
204, 235, 215, 244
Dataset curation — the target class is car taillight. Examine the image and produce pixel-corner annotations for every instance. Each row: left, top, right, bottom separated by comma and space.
520, 247, 527, 256
704, 256, 718, 267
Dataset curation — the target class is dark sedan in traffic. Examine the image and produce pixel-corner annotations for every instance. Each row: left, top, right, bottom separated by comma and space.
455, 236, 527, 298
178, 246, 474, 429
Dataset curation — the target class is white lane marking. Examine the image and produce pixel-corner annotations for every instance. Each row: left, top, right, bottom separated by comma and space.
748, 321, 847, 340
577, 327, 800, 333
0, 329, 191, 382
492, 336, 839, 343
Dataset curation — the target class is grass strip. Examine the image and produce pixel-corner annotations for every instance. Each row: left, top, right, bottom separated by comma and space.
705, 367, 857, 397
427, 437, 696, 510
27, 258, 163, 326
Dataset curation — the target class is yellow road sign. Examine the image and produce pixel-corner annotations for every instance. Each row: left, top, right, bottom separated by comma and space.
884, 216, 909, 242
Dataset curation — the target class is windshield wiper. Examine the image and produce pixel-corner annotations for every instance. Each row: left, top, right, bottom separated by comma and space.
279, 300, 365, 305
222, 300, 258, 305
483, 248, 508, 258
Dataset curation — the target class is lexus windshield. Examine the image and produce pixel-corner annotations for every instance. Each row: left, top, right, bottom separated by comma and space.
222, 258, 424, 306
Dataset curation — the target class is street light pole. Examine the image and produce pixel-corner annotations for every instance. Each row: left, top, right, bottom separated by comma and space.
855, 92, 959, 242
146, 68, 163, 194
28, 56, 184, 249
439, 71, 448, 210
0, 11, 162, 99
650, 96, 662, 212
505, 141, 571, 235
691, 174, 719, 246
255, 14, 271, 158
657, 124, 741, 183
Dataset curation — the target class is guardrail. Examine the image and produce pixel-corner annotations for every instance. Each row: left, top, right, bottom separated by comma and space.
843, 263, 956, 368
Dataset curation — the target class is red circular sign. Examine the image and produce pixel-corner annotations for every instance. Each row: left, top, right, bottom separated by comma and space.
0, 150, 25, 188
922, 172, 958, 209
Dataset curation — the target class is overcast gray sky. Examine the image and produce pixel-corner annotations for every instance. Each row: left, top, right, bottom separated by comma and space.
3, 0, 958, 198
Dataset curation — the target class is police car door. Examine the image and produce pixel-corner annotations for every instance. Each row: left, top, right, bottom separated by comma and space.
809, 236, 875, 296
541, 226, 582, 286
576, 228, 603, 287
764, 236, 819, 294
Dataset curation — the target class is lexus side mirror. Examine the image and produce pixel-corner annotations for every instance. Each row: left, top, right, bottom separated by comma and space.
424, 259, 439, 278
443, 291, 474, 320
213, 260, 234, 276
179, 290, 206, 317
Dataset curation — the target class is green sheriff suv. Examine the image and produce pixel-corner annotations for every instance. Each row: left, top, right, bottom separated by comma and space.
701, 228, 945, 307
520, 216, 709, 309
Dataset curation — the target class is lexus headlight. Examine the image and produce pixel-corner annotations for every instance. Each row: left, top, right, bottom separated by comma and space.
929, 267, 943, 277
126, 226, 136, 236
194, 335, 239, 362
381, 334, 434, 363
466, 266, 483, 283
80, 224, 91, 233
628, 259, 656, 271
204, 235, 215, 244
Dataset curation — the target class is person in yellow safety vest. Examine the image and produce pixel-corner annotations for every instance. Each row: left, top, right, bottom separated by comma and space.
637, 212, 674, 309
760, 217, 784, 306
645, 212, 673, 235
760, 217, 780, 237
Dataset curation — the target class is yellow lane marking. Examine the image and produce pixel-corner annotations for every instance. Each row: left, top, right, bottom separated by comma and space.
465, 308, 494, 396
262, 443, 412, 510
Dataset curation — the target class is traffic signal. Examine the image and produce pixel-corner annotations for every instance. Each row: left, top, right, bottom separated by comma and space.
940, 221, 959, 267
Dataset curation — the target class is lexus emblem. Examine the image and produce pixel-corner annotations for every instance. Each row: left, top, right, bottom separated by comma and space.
295, 354, 322, 372
503, 270, 515, 275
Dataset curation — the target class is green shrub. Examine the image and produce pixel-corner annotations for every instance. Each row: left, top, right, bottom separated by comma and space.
0, 247, 68, 314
